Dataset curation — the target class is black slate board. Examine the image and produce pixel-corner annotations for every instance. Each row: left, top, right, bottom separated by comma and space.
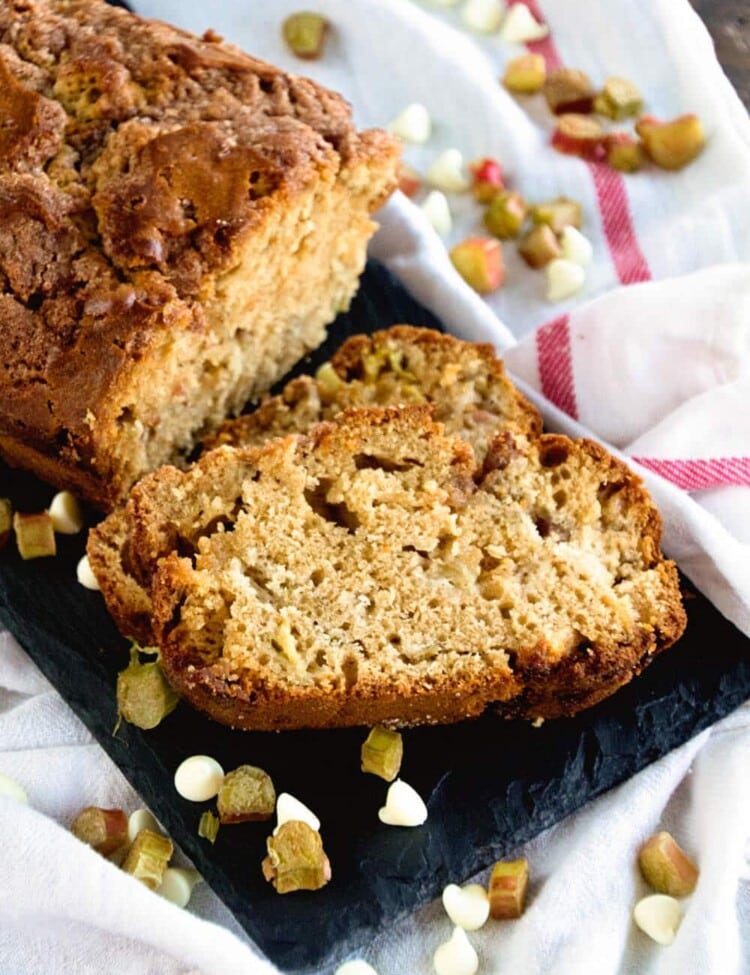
1, 260, 749, 974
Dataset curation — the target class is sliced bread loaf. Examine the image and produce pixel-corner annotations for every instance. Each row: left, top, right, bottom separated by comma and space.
145, 405, 685, 730
87, 326, 542, 641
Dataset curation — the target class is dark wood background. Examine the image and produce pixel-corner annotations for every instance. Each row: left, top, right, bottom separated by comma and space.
690, 0, 750, 106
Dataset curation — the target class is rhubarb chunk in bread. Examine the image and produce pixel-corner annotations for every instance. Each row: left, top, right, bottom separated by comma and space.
0, 0, 398, 509
145, 406, 685, 730
88, 326, 542, 642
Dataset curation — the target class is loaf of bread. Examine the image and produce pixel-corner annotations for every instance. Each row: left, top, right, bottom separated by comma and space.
0, 0, 398, 509
100, 404, 685, 730
88, 326, 543, 641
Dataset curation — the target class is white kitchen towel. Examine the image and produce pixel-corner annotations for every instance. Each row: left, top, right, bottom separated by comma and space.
2, 0, 750, 973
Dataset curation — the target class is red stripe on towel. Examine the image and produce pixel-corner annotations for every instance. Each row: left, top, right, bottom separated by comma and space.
514, 1, 652, 285
535, 314, 578, 419
632, 457, 750, 491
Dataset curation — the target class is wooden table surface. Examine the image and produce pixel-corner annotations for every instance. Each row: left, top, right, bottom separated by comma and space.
690, 0, 750, 107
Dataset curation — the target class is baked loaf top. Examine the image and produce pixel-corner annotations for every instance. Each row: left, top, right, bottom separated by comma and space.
141, 405, 684, 731
206, 325, 542, 458
0, 0, 395, 506
88, 326, 543, 642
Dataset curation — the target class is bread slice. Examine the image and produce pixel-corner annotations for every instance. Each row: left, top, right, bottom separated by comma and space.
143, 405, 685, 730
206, 325, 542, 458
87, 326, 542, 641
0, 0, 398, 509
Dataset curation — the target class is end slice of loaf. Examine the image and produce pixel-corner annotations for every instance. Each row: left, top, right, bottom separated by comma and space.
144, 405, 685, 730
87, 326, 542, 641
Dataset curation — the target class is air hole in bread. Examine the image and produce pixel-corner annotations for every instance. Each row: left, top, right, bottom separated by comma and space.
539, 443, 570, 467
353, 452, 415, 473
304, 480, 360, 532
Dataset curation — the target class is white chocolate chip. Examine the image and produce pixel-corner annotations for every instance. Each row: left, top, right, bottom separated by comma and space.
442, 883, 490, 930
545, 258, 586, 302
426, 149, 470, 193
127, 808, 161, 845
498, 3, 549, 43
49, 491, 84, 534
461, 0, 505, 33
174, 755, 225, 802
633, 894, 682, 945
76, 554, 100, 590
420, 190, 453, 236
157, 867, 202, 908
433, 926, 478, 975
378, 779, 428, 827
274, 792, 321, 835
560, 226, 593, 266
334, 962, 380, 975
388, 103, 432, 144
0, 771, 28, 804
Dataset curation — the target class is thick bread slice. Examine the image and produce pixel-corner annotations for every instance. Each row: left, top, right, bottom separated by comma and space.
147, 405, 685, 730
88, 326, 542, 641
205, 325, 542, 457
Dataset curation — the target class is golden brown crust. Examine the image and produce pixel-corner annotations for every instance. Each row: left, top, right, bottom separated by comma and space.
141, 407, 686, 731
0, 0, 398, 507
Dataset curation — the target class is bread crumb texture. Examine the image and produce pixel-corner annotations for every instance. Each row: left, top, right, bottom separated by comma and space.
0, 0, 398, 508
138, 405, 685, 730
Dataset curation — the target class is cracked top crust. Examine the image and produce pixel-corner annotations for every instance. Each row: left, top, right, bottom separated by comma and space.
0, 0, 395, 502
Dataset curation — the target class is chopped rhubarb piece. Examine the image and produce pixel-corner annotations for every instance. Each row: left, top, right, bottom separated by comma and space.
71, 806, 128, 856
262, 821, 332, 893
13, 511, 55, 560
503, 53, 546, 94
593, 77, 644, 120
282, 12, 328, 60
469, 157, 505, 202
530, 196, 582, 233
640, 114, 706, 170
638, 831, 699, 897
606, 132, 646, 172
484, 191, 528, 240
217, 765, 276, 824
0, 498, 11, 550
518, 224, 561, 268
449, 237, 505, 294
543, 67, 595, 115
361, 726, 403, 782
122, 829, 173, 889
489, 858, 529, 919
551, 114, 606, 161
117, 642, 179, 731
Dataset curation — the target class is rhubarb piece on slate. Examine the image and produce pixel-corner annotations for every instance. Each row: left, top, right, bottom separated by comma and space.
361, 726, 403, 782
14, 512, 56, 560
262, 821, 332, 893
